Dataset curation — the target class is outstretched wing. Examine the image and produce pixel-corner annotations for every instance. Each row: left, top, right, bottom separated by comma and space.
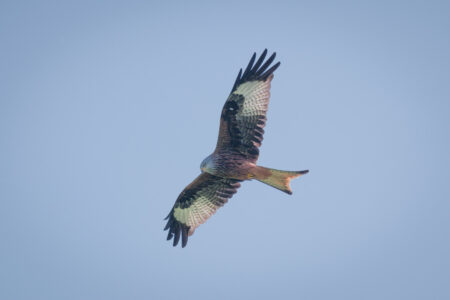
164, 172, 241, 248
216, 49, 280, 162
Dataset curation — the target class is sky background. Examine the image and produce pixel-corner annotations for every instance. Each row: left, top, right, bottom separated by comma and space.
1, 0, 450, 299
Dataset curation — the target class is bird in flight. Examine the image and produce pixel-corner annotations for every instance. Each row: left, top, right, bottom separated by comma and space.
164, 49, 309, 247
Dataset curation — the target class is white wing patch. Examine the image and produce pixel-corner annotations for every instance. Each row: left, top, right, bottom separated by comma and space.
233, 78, 271, 117
173, 194, 222, 235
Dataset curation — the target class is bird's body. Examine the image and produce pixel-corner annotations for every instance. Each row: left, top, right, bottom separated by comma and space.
164, 50, 308, 247
201, 151, 254, 180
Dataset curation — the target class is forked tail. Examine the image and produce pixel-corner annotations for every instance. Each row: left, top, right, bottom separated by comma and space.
252, 166, 309, 195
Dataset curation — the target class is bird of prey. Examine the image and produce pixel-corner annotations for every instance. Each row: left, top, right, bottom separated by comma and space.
164, 49, 308, 247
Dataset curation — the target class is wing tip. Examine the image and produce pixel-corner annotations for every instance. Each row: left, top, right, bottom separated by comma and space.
164, 212, 191, 248
231, 49, 280, 93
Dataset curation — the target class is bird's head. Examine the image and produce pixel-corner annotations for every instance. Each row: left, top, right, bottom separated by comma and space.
200, 155, 215, 174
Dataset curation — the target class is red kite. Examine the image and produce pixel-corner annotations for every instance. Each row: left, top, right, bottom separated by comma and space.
164, 50, 308, 247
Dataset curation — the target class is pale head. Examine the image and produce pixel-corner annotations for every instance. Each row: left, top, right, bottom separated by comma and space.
200, 154, 215, 174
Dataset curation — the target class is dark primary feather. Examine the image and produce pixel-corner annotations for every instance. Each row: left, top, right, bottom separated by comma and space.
241, 52, 256, 79
164, 173, 241, 248
230, 49, 280, 94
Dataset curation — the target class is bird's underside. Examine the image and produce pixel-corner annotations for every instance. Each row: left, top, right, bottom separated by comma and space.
164, 49, 308, 247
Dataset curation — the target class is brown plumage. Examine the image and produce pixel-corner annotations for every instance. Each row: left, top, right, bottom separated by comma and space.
164, 49, 308, 247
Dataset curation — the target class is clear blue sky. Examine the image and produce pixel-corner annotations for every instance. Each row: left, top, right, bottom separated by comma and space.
1, 1, 449, 299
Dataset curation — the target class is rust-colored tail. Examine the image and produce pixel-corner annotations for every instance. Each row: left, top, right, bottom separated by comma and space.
252, 166, 309, 195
